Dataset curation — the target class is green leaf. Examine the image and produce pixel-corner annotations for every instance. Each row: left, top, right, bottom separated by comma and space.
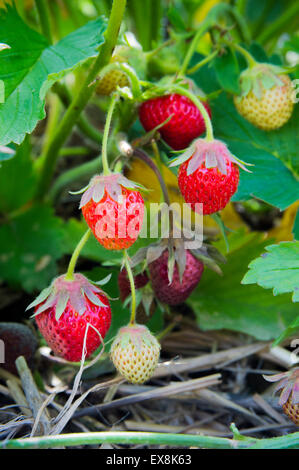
242, 241, 299, 302
0, 138, 37, 212
0, 6, 107, 145
213, 47, 240, 94
0, 205, 65, 292
188, 233, 299, 340
229, 139, 299, 210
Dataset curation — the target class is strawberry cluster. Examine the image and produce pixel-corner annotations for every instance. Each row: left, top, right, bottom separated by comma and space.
26, 40, 295, 387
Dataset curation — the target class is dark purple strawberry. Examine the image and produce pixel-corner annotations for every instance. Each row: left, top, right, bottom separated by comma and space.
148, 249, 204, 305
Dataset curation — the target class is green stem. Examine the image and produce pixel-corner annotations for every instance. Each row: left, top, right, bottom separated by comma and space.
2, 430, 299, 449
169, 85, 214, 141
35, 0, 53, 44
187, 50, 218, 75
133, 148, 171, 206
102, 94, 118, 175
34, 0, 127, 201
53, 82, 103, 144
179, 3, 251, 77
179, 23, 210, 77
65, 229, 91, 281
123, 250, 136, 325
228, 42, 257, 68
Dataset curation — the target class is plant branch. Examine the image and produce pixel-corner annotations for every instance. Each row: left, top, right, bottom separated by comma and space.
102, 94, 118, 175
34, 0, 127, 201
65, 229, 91, 281
132, 148, 171, 206
187, 50, 218, 75
53, 82, 103, 144
35, 0, 53, 44
2, 429, 299, 449
168, 85, 214, 141
123, 250, 137, 325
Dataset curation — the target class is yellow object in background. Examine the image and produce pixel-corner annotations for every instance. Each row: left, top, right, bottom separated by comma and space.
193, 0, 221, 55
267, 201, 299, 242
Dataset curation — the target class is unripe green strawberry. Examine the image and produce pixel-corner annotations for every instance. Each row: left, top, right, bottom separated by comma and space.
234, 64, 294, 131
110, 324, 160, 384
96, 69, 130, 96
96, 47, 130, 96
263, 368, 299, 425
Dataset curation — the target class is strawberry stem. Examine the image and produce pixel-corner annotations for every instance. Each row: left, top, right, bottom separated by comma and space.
187, 49, 219, 75
102, 94, 118, 175
34, 0, 127, 201
65, 229, 91, 281
168, 85, 214, 142
123, 250, 136, 325
227, 42, 257, 69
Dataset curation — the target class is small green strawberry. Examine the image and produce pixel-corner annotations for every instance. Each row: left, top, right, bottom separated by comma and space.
234, 63, 294, 131
110, 323, 160, 384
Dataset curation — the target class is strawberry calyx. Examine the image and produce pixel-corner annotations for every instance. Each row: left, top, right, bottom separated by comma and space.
123, 281, 156, 317
112, 323, 160, 353
236, 63, 289, 101
263, 368, 299, 406
71, 173, 145, 209
169, 138, 251, 175
140, 75, 208, 102
26, 273, 111, 321
131, 236, 225, 284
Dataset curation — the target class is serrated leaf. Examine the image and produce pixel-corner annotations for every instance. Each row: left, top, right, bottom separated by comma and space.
0, 6, 107, 145
188, 233, 299, 340
242, 242, 299, 302
0, 205, 64, 292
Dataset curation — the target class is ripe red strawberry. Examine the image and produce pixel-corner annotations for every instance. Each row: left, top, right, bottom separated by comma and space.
79, 173, 145, 250
27, 273, 111, 362
118, 268, 155, 324
139, 93, 211, 150
170, 138, 249, 215
110, 323, 160, 384
263, 368, 299, 425
148, 248, 204, 305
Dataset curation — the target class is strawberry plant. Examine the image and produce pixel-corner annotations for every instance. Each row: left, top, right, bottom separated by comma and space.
0, 0, 299, 451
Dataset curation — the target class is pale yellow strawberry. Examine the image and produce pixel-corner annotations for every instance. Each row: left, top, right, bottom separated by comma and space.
96, 49, 130, 96
110, 324, 160, 384
96, 69, 130, 96
234, 65, 294, 131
